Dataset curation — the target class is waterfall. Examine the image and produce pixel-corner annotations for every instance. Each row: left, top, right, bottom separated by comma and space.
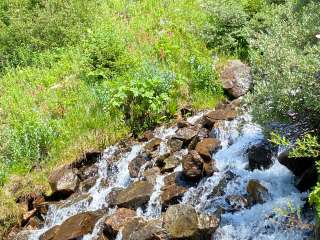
26, 113, 313, 240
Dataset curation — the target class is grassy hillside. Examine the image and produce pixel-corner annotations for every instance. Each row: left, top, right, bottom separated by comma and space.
0, 0, 319, 237
0, 0, 224, 235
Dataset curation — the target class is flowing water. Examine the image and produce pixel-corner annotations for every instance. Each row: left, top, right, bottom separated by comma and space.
27, 113, 313, 240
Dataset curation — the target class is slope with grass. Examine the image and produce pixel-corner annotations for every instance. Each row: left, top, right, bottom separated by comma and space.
1, 0, 320, 238
0, 0, 224, 236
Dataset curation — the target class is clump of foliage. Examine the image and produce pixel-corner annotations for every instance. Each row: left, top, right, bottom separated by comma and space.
247, 0, 320, 218
0, 0, 100, 70
202, 0, 250, 59
108, 64, 180, 133
247, 0, 320, 129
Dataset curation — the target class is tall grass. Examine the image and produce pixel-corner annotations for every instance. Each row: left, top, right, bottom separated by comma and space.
0, 0, 224, 235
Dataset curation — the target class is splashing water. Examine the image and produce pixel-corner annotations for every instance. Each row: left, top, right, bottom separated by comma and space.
182, 115, 311, 240
26, 112, 313, 240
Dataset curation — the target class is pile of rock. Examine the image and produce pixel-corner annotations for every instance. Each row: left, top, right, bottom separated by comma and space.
10, 59, 269, 240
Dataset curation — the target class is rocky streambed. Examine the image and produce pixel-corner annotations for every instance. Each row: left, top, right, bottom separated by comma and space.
10, 99, 315, 240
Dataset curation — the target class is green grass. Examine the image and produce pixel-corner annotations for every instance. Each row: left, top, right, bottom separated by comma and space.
0, 0, 224, 236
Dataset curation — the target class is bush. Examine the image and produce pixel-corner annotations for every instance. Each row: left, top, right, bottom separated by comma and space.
247, 0, 320, 130
202, 0, 250, 59
82, 24, 135, 84
0, 0, 100, 70
189, 56, 222, 94
107, 63, 180, 133
247, 0, 320, 218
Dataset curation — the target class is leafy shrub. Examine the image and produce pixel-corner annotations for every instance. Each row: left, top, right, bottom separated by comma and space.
107, 63, 179, 133
202, 0, 250, 59
189, 56, 222, 94
241, 0, 267, 15
248, 0, 320, 218
0, 0, 99, 69
247, 0, 320, 129
82, 24, 135, 84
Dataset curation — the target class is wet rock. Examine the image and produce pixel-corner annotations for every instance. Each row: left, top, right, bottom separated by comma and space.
78, 164, 98, 181
139, 130, 154, 142
188, 135, 201, 150
220, 60, 252, 98
247, 179, 269, 205
103, 208, 136, 238
175, 127, 199, 143
164, 204, 220, 239
121, 217, 167, 240
161, 155, 181, 173
143, 167, 161, 185
17, 192, 46, 214
40, 211, 101, 240
97, 234, 109, 240
208, 121, 223, 139
13, 230, 33, 240
295, 164, 318, 192
128, 219, 167, 240
182, 150, 204, 180
204, 109, 237, 128
160, 172, 188, 208
197, 128, 209, 140
121, 217, 146, 240
207, 109, 237, 121
21, 209, 37, 226
278, 149, 314, 177
71, 151, 102, 169
247, 141, 273, 170
79, 176, 98, 192
168, 138, 183, 153
197, 213, 220, 237
203, 161, 218, 177
39, 226, 60, 240
48, 165, 79, 197
164, 204, 198, 238
208, 171, 237, 198
55, 193, 92, 211
145, 138, 162, 151
195, 138, 221, 162
109, 181, 154, 209
226, 195, 248, 212
177, 119, 190, 128
24, 216, 43, 230
128, 155, 148, 178
155, 153, 171, 168
106, 187, 123, 205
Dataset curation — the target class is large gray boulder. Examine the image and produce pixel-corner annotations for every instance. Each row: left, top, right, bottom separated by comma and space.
48, 165, 79, 196
220, 60, 252, 98
163, 204, 220, 239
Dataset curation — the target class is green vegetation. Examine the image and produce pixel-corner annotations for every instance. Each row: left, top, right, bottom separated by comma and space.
202, 0, 320, 220
0, 0, 224, 235
1, 0, 319, 236
245, 0, 320, 217
203, 0, 320, 220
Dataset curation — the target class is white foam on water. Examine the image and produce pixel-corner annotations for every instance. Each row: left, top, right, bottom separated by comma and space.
26, 112, 312, 240
182, 115, 309, 240
144, 174, 166, 219
27, 143, 142, 239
